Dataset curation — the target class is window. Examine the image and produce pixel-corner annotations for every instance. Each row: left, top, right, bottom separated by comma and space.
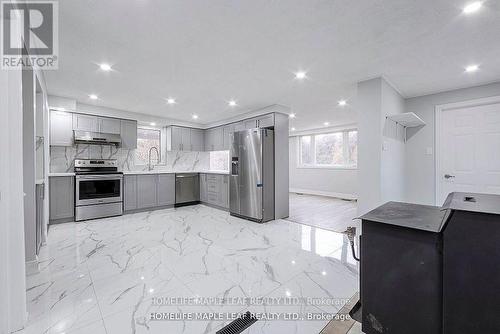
135, 128, 161, 165
299, 130, 357, 168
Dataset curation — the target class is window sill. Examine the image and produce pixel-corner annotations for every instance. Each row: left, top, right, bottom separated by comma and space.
296, 165, 358, 171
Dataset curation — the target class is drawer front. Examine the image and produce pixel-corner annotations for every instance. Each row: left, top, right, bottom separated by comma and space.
207, 193, 218, 203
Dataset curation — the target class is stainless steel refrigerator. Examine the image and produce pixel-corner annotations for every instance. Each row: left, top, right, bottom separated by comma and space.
230, 128, 275, 223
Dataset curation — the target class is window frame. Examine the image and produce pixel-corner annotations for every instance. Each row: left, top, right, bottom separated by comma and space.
297, 129, 358, 170
135, 126, 163, 166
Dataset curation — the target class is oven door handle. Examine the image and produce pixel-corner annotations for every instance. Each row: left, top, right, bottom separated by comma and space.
76, 175, 123, 180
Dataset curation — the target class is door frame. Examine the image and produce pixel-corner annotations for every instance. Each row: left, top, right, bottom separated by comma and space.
435, 95, 500, 205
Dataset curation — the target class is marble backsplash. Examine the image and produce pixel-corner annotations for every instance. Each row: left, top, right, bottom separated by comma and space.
49, 145, 228, 173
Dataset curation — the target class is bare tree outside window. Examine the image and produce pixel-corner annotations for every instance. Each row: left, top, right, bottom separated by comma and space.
135, 128, 161, 165
300, 136, 313, 165
298, 130, 357, 168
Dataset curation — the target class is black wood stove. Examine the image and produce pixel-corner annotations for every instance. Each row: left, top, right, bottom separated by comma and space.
354, 192, 500, 334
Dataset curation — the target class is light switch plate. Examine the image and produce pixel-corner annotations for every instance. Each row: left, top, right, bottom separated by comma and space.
426, 147, 433, 155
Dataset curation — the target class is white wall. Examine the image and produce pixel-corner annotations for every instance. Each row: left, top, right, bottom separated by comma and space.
404, 81, 500, 205
289, 136, 358, 199
0, 11, 27, 333
357, 77, 406, 215
380, 79, 406, 203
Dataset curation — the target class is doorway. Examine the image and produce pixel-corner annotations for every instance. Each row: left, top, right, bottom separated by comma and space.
436, 96, 500, 205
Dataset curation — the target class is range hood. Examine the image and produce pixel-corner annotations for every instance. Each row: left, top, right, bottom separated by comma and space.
74, 130, 121, 146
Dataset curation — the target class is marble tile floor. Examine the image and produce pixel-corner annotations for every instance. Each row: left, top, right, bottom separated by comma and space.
20, 205, 359, 334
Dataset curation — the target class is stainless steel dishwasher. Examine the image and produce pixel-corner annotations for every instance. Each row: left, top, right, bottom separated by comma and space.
175, 173, 200, 207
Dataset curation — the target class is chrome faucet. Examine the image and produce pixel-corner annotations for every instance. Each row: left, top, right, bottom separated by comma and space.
148, 146, 159, 171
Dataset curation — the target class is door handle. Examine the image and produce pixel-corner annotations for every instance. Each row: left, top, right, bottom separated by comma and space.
444, 174, 456, 179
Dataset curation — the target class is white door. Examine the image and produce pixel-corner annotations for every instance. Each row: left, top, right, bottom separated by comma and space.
438, 102, 500, 205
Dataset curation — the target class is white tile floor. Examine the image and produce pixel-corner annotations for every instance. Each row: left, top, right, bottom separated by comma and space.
22, 205, 358, 334
288, 193, 358, 232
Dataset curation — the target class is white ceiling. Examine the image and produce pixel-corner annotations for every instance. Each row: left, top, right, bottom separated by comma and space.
45, 0, 500, 131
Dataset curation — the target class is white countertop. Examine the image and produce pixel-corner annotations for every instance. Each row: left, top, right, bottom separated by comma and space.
49, 172, 75, 177
49, 170, 229, 176
123, 170, 229, 175
35, 179, 45, 185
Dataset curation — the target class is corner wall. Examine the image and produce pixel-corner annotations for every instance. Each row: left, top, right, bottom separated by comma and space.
357, 77, 406, 215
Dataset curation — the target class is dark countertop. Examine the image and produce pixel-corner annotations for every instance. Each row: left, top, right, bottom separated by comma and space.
359, 201, 448, 232
442, 192, 500, 215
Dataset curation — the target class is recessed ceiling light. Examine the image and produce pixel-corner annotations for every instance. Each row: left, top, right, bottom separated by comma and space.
166, 98, 176, 104
295, 71, 307, 80
192, 114, 199, 120
465, 64, 480, 72
99, 63, 112, 71
463, 1, 482, 14
228, 100, 237, 107
291, 127, 296, 131
338, 100, 347, 106
285, 290, 292, 297
89, 94, 98, 100
150, 122, 156, 126
321, 271, 327, 276
289, 113, 296, 119
324, 122, 330, 126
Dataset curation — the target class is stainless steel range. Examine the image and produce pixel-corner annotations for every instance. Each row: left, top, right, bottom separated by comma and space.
74, 159, 123, 221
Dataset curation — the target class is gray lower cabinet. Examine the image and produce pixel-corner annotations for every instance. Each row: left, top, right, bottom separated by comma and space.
124, 173, 176, 212
201, 174, 229, 209
200, 174, 208, 202
137, 175, 157, 208
221, 175, 229, 208
157, 174, 175, 206
49, 176, 74, 221
124, 175, 137, 211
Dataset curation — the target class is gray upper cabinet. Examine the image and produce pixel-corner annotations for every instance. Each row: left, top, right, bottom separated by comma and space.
73, 113, 122, 134
168, 126, 203, 151
51, 111, 138, 148
244, 119, 258, 129
157, 174, 175, 206
205, 127, 223, 151
191, 129, 204, 151
243, 114, 274, 130
120, 119, 138, 149
169, 127, 183, 151
234, 122, 245, 131
49, 176, 74, 221
181, 128, 191, 151
50, 110, 73, 146
73, 114, 99, 132
137, 175, 157, 208
223, 124, 234, 150
123, 175, 137, 211
98, 117, 121, 134
256, 114, 274, 128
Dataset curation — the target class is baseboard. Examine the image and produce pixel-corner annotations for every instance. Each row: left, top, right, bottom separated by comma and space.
25, 258, 39, 276
289, 188, 357, 201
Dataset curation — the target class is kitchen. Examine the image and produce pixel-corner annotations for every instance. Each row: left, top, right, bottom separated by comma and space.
47, 104, 289, 224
